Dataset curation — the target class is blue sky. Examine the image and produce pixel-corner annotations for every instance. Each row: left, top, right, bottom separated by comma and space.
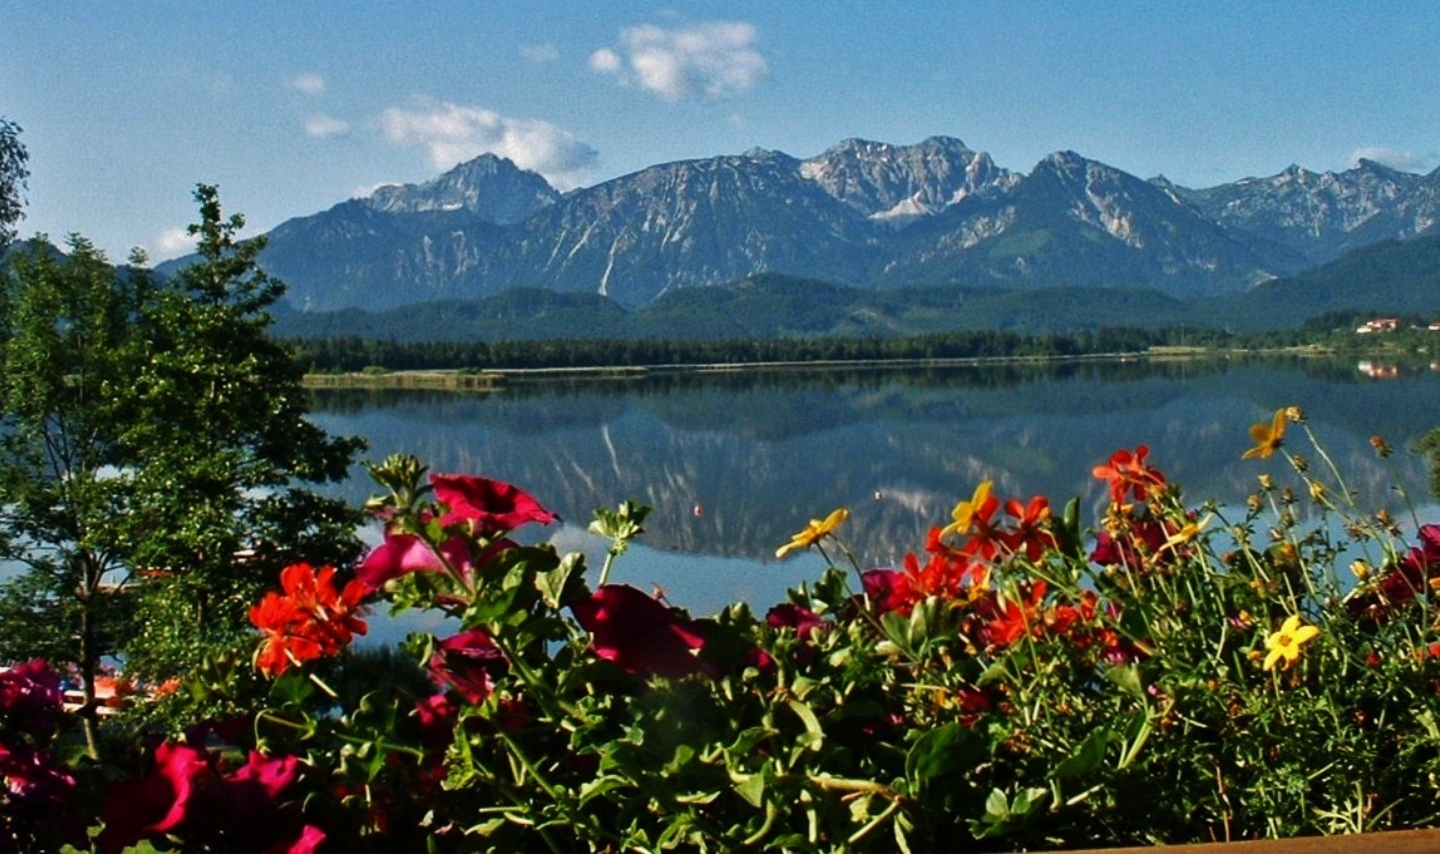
4, 2, 1439, 261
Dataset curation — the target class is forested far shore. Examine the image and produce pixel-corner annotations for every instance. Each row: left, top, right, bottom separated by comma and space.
284, 318, 1440, 374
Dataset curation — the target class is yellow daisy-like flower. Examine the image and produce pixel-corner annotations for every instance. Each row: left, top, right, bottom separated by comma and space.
941, 480, 993, 539
1262, 614, 1320, 672
775, 508, 849, 559
1161, 513, 1213, 553
1242, 408, 1288, 461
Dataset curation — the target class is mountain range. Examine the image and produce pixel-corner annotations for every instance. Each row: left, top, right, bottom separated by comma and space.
168, 136, 1440, 322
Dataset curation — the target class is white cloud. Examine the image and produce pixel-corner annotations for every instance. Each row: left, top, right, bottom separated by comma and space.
287, 72, 326, 96
1349, 146, 1429, 173
303, 113, 350, 138
520, 43, 559, 63
151, 227, 196, 261
588, 47, 622, 73
378, 101, 597, 189
590, 20, 768, 101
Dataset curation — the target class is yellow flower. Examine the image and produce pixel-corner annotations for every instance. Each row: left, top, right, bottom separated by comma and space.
1242, 408, 1288, 461
775, 508, 849, 559
1262, 614, 1320, 672
941, 480, 993, 539
1162, 513, 1213, 551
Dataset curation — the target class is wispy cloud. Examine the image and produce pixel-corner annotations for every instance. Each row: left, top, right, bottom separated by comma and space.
1349, 146, 1430, 173
519, 43, 559, 63
287, 72, 326, 96
303, 113, 350, 139
151, 227, 196, 261
589, 20, 768, 102
378, 101, 597, 189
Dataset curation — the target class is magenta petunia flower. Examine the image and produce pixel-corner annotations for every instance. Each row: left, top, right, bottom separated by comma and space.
356, 532, 480, 588
431, 473, 558, 534
97, 742, 209, 851
571, 584, 705, 679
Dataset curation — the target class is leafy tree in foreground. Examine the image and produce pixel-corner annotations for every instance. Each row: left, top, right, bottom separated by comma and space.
0, 186, 364, 752
0, 117, 26, 248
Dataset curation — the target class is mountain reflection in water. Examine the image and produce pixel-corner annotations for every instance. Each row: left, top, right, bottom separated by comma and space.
310, 358, 1440, 616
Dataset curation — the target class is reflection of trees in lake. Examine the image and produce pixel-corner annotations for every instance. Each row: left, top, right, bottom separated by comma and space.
312, 359, 1440, 566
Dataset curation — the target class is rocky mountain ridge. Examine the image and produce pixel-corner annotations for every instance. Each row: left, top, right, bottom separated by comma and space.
197, 137, 1440, 313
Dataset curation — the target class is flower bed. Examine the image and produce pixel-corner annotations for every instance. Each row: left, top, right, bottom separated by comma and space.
4, 407, 1440, 851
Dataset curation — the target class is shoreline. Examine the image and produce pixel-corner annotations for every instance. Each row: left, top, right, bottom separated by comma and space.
299, 345, 1341, 391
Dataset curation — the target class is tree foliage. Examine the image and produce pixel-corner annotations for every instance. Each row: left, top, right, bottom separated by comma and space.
0, 117, 26, 248
0, 187, 364, 744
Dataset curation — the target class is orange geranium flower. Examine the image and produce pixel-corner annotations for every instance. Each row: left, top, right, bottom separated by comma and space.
1002, 495, 1054, 562
1092, 445, 1167, 505
250, 563, 370, 677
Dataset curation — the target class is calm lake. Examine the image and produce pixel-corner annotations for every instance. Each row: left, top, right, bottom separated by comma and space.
310, 355, 1440, 630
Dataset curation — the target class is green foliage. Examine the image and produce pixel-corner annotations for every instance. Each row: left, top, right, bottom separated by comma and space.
215, 412, 1440, 850
0, 187, 363, 740
0, 117, 27, 247
1418, 426, 1440, 501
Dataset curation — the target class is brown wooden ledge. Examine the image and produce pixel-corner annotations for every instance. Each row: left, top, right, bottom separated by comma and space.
1081, 827, 1440, 853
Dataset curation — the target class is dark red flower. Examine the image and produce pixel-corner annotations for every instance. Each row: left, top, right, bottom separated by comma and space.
1090, 517, 1170, 570
860, 569, 914, 615
766, 604, 825, 639
429, 629, 508, 704
1349, 524, 1440, 620
414, 693, 460, 753
571, 585, 705, 679
0, 660, 65, 739
431, 473, 557, 535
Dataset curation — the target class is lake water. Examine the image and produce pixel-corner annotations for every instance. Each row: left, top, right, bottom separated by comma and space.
310, 355, 1440, 628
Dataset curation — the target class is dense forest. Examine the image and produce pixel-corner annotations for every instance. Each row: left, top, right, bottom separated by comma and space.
284, 319, 1436, 373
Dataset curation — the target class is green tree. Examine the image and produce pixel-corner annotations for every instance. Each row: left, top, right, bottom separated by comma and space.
0, 235, 140, 755
0, 117, 28, 248
0, 186, 364, 752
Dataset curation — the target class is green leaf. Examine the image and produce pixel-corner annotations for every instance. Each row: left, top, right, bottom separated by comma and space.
734, 771, 766, 808
536, 551, 586, 610
725, 726, 776, 758
906, 722, 987, 788
1105, 663, 1144, 698
1051, 727, 1114, 780
787, 698, 824, 752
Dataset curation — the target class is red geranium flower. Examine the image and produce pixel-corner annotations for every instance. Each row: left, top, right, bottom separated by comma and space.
1093, 445, 1168, 505
431, 473, 557, 535
249, 563, 370, 676
571, 585, 705, 679
979, 580, 1048, 649
1003, 495, 1055, 562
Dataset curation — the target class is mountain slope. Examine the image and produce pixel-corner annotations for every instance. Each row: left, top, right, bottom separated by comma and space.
170, 136, 1440, 316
